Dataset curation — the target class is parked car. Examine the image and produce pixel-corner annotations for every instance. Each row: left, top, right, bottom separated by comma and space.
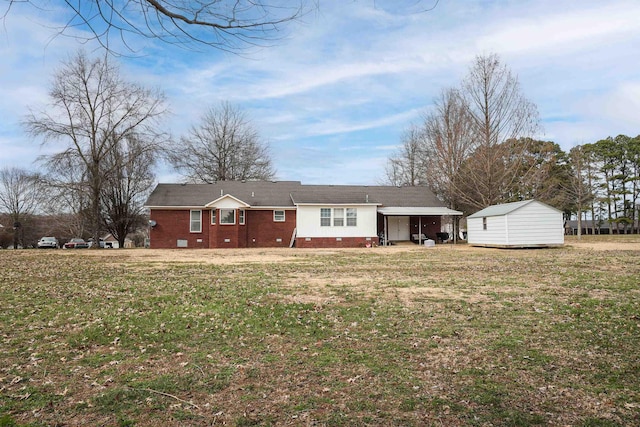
63, 238, 90, 249
37, 236, 59, 249
87, 238, 112, 248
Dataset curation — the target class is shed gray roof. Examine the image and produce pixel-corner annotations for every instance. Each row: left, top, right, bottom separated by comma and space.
145, 181, 448, 210
467, 200, 561, 219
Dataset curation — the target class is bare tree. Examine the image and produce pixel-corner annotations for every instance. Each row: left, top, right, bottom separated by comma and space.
4, 0, 307, 54
0, 167, 45, 248
101, 134, 156, 248
169, 102, 276, 183
383, 125, 427, 187
39, 153, 93, 239
24, 50, 169, 247
457, 53, 540, 210
416, 88, 475, 240
421, 88, 474, 208
381, 54, 541, 214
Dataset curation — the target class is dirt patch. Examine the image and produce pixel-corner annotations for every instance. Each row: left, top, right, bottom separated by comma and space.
74, 239, 640, 265
3, 237, 639, 426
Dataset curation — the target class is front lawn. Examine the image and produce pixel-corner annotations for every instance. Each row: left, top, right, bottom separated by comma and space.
1, 239, 639, 426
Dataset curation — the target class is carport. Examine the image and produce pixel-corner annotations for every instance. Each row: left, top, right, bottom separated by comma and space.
377, 207, 463, 245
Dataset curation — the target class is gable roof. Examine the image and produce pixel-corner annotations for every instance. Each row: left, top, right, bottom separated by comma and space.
145, 181, 453, 211
205, 194, 251, 208
145, 181, 302, 207
468, 200, 561, 219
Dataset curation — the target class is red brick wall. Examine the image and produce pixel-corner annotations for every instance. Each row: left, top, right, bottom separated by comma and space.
295, 236, 379, 248
149, 209, 210, 249
245, 210, 296, 248
150, 209, 440, 249
210, 219, 245, 248
410, 216, 442, 241
149, 208, 296, 249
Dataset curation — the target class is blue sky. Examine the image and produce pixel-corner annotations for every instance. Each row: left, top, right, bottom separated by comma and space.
1, 0, 639, 185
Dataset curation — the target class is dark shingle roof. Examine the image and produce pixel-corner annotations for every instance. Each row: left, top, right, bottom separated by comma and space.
145, 181, 302, 207
145, 181, 446, 208
291, 186, 379, 204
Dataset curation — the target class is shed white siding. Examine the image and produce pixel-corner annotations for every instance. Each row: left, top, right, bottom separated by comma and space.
505, 202, 563, 246
296, 205, 378, 238
467, 200, 564, 248
467, 215, 508, 245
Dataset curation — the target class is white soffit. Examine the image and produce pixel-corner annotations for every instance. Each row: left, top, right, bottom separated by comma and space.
205, 194, 250, 208
377, 207, 463, 216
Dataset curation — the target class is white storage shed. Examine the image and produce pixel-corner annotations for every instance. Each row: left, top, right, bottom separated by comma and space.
467, 200, 564, 248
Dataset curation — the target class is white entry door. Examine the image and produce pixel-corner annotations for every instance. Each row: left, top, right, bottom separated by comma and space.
387, 216, 410, 241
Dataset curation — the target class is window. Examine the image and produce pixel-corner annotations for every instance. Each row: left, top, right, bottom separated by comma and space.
320, 208, 331, 227
239, 210, 245, 225
333, 208, 344, 226
274, 210, 285, 222
190, 210, 202, 233
482, 217, 487, 230
346, 208, 357, 226
211, 209, 216, 224
220, 209, 236, 225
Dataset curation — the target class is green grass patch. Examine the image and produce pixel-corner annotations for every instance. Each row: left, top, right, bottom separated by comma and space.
2, 240, 639, 426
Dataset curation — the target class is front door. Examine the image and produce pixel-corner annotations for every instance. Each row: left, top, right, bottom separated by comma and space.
387, 216, 410, 241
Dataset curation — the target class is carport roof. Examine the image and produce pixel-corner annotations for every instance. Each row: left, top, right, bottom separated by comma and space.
377, 207, 463, 216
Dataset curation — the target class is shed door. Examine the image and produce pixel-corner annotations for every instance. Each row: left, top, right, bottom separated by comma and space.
388, 216, 410, 241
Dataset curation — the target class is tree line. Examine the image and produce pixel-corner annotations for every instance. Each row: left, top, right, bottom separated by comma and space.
0, 51, 275, 249
3, 50, 637, 249
384, 53, 640, 236
0, 1, 437, 249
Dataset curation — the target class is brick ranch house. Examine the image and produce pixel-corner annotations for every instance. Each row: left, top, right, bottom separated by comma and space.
144, 181, 462, 249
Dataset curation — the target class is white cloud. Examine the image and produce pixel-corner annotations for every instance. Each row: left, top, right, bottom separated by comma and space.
1, 0, 639, 186
476, 2, 640, 57
573, 81, 640, 140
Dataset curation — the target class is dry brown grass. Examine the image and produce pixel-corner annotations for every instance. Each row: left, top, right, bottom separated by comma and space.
1, 237, 639, 426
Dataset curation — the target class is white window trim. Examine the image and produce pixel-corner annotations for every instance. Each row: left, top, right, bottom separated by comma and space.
346, 208, 357, 227
333, 208, 344, 227
320, 207, 359, 227
320, 208, 331, 227
239, 209, 245, 225
190, 209, 202, 233
220, 208, 236, 225
273, 210, 285, 222
211, 209, 216, 225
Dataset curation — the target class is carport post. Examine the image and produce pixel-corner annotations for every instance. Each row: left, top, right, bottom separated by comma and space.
384, 216, 388, 246
453, 215, 458, 244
